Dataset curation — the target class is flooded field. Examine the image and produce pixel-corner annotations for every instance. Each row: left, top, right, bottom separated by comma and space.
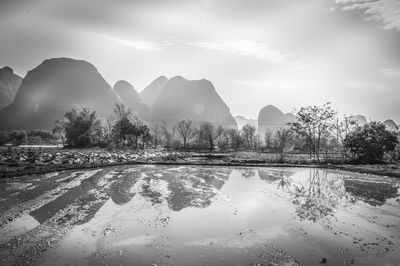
0, 166, 399, 266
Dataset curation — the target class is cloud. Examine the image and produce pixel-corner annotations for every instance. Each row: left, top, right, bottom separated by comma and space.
102, 34, 170, 51
343, 80, 391, 91
236, 79, 322, 90
188, 40, 290, 63
380, 67, 400, 78
336, 0, 400, 31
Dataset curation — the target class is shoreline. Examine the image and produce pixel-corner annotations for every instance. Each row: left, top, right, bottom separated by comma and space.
1, 160, 400, 179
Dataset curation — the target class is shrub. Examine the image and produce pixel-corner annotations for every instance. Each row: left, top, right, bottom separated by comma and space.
344, 121, 398, 163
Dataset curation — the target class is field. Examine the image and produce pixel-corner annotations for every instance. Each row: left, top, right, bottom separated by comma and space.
1, 147, 400, 178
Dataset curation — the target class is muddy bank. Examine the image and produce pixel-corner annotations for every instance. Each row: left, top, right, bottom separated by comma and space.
1, 149, 399, 178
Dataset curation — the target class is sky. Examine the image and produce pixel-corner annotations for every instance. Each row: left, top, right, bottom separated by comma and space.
1, 0, 399, 122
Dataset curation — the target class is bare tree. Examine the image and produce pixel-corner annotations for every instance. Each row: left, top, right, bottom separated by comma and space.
242, 124, 256, 150
53, 119, 65, 147
215, 125, 225, 148
274, 129, 293, 161
198, 122, 217, 152
113, 103, 131, 120
160, 121, 175, 148
227, 129, 242, 149
264, 131, 273, 149
176, 120, 196, 150
151, 124, 161, 149
290, 102, 337, 162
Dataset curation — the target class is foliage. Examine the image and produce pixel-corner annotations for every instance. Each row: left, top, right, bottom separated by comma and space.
344, 121, 398, 163
290, 102, 337, 162
109, 104, 152, 149
61, 108, 102, 148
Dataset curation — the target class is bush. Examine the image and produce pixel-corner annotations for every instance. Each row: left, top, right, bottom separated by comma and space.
344, 121, 398, 163
62, 108, 102, 148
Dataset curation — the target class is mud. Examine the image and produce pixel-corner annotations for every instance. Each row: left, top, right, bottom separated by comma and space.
0, 166, 399, 265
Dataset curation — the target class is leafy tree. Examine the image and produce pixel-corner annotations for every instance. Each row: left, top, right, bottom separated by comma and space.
62, 108, 101, 147
290, 102, 337, 162
111, 105, 151, 149
8, 130, 27, 145
112, 116, 134, 147
0, 131, 10, 145
344, 121, 398, 163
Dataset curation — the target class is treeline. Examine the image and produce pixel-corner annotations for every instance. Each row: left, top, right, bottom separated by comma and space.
1, 102, 399, 163
53, 102, 399, 163
0, 129, 58, 146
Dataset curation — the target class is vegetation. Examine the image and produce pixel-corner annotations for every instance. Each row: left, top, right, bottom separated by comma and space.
0, 129, 57, 146
290, 102, 337, 162
59, 108, 103, 148
344, 122, 398, 163
1, 102, 399, 165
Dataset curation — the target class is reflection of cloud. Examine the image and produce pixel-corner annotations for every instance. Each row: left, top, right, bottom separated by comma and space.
380, 67, 400, 79
186, 226, 288, 248
188, 40, 289, 63
336, 0, 400, 31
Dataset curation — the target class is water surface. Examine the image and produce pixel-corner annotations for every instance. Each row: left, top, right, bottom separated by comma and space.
0, 166, 399, 265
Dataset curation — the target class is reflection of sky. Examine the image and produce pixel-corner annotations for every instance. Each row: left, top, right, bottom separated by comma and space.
0, 214, 40, 244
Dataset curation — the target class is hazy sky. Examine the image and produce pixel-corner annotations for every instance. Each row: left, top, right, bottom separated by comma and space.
1, 0, 399, 121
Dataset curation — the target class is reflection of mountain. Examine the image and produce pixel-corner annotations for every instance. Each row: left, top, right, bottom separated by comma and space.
108, 167, 231, 212
164, 168, 229, 211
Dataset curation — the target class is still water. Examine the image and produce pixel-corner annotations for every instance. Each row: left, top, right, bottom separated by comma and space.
0, 166, 399, 265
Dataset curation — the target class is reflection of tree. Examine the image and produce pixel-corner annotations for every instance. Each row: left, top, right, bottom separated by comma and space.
344, 179, 399, 206
272, 169, 354, 222
110, 171, 141, 205
268, 169, 399, 222
293, 170, 352, 221
242, 169, 256, 179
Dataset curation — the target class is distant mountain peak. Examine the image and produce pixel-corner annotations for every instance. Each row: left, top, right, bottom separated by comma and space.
0, 66, 22, 109
0, 57, 119, 130
151, 76, 237, 128
1, 66, 14, 74
113, 80, 150, 115
258, 104, 296, 138
383, 119, 398, 131
140, 76, 169, 106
